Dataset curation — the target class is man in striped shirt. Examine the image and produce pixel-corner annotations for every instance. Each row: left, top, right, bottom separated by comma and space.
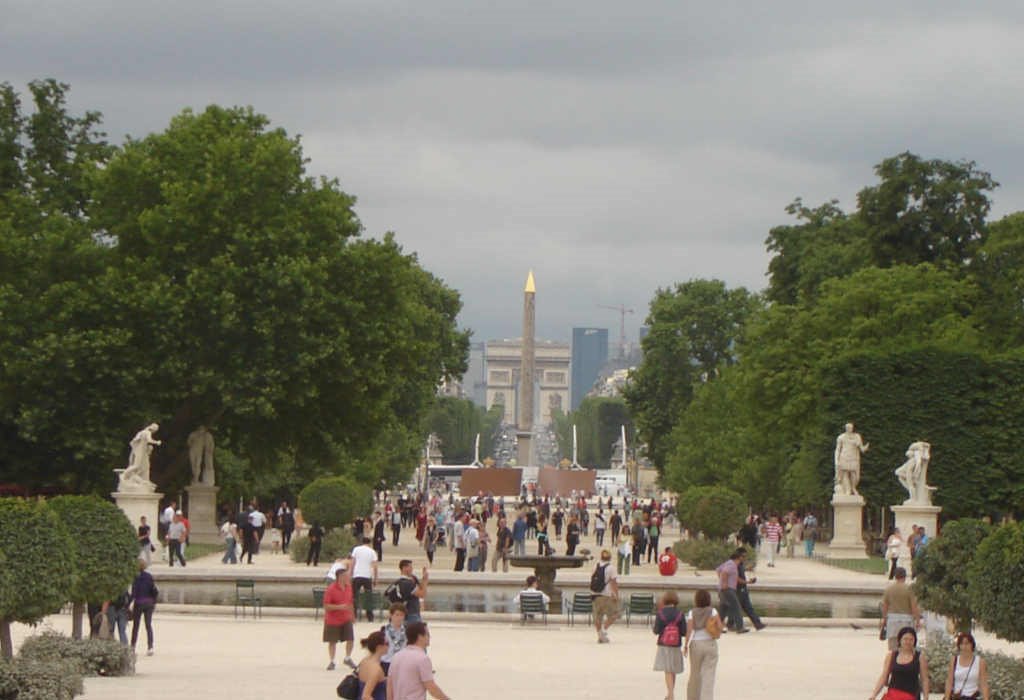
762, 516, 783, 568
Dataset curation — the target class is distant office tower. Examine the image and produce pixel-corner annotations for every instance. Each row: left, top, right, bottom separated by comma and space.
463, 342, 487, 406
571, 327, 609, 410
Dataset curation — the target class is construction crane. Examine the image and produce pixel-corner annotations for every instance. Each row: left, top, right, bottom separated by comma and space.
597, 303, 635, 361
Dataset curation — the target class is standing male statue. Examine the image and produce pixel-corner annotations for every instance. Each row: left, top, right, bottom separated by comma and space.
187, 425, 216, 486
834, 422, 869, 496
119, 422, 162, 490
895, 441, 933, 505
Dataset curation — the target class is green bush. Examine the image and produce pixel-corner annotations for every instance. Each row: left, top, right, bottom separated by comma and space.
0, 657, 83, 700
967, 521, 1024, 642
912, 518, 990, 632
0, 499, 75, 659
925, 630, 1024, 700
673, 538, 734, 572
47, 496, 139, 640
19, 631, 135, 677
290, 529, 357, 564
675, 486, 747, 540
298, 476, 372, 531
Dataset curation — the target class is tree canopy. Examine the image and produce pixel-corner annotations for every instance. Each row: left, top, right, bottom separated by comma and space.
0, 81, 468, 495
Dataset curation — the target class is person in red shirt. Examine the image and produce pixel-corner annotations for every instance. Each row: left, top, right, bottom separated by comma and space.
323, 560, 356, 670
658, 546, 678, 576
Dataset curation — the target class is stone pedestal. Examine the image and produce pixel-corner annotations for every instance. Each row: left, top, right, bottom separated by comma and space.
516, 432, 532, 467
113, 489, 163, 557
185, 483, 221, 545
830, 493, 868, 559
890, 503, 942, 562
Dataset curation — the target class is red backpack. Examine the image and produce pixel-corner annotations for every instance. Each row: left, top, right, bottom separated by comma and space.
658, 610, 684, 646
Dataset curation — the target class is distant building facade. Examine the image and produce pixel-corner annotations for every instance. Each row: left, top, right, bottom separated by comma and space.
571, 327, 609, 410
485, 339, 570, 427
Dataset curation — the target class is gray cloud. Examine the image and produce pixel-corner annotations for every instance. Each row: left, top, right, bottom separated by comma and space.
3, 1, 1023, 342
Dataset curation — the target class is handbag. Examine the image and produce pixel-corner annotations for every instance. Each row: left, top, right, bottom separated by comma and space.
336, 672, 359, 699
879, 617, 887, 640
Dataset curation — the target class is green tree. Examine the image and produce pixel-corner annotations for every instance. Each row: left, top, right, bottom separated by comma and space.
675, 486, 747, 540
553, 397, 633, 467
857, 152, 997, 269
47, 496, 138, 639
912, 518, 990, 632
0, 91, 468, 495
423, 397, 502, 464
0, 499, 75, 658
967, 521, 1024, 642
297, 476, 372, 531
623, 280, 758, 470
971, 211, 1024, 350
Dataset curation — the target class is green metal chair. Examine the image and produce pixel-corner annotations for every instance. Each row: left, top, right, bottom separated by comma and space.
566, 591, 593, 626
518, 592, 548, 625
625, 593, 655, 626
312, 586, 326, 619
234, 579, 263, 619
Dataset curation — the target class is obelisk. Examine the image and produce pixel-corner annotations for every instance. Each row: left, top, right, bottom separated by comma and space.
517, 270, 536, 466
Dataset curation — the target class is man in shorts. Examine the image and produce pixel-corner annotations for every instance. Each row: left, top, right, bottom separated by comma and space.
322, 560, 355, 670
881, 567, 921, 651
592, 549, 620, 643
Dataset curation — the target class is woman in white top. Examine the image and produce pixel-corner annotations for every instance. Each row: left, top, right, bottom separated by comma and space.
685, 589, 723, 700
943, 632, 989, 700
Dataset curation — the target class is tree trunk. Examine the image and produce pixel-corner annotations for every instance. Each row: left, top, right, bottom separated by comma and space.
1, 619, 13, 660
72, 601, 84, 640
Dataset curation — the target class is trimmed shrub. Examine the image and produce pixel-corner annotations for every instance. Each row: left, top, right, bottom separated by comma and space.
0, 499, 75, 659
297, 476, 372, 531
0, 657, 83, 700
967, 521, 1024, 642
675, 486, 747, 540
47, 496, 139, 640
289, 529, 357, 564
19, 631, 135, 677
673, 539, 734, 572
912, 518, 990, 632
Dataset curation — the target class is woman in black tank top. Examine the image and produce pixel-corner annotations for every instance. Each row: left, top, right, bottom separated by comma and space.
869, 626, 930, 699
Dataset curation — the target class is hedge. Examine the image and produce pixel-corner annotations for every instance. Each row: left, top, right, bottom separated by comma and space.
289, 529, 357, 564
297, 476, 372, 531
18, 631, 135, 677
802, 349, 1024, 519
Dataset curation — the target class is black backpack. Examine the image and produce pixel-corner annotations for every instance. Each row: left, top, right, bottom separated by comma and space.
589, 562, 607, 593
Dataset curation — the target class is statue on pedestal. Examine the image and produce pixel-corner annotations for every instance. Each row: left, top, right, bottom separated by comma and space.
117, 422, 161, 493
895, 441, 934, 505
834, 422, 869, 496
187, 425, 216, 486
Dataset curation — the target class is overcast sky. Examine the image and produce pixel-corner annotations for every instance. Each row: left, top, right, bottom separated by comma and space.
5, 2, 1024, 343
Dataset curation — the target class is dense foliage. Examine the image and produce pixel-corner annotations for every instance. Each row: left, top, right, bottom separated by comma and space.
672, 538, 734, 572
46, 496, 138, 639
0, 499, 74, 659
674, 486, 747, 540
624, 150, 1024, 519
297, 476, 372, 531
18, 631, 135, 677
552, 397, 633, 468
0, 80, 468, 496
967, 521, 1024, 642
0, 657, 83, 700
289, 529, 357, 564
422, 397, 502, 464
911, 518, 990, 631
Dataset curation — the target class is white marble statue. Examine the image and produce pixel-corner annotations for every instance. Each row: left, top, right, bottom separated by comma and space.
117, 422, 161, 492
895, 441, 934, 505
834, 422, 869, 496
187, 425, 216, 486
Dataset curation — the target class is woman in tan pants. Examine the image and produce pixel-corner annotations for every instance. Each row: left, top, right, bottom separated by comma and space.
684, 590, 722, 700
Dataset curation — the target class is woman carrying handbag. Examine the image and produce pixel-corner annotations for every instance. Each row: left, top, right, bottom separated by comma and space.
944, 633, 989, 700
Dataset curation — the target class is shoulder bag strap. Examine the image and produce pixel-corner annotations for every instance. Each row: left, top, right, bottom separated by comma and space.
955, 656, 975, 696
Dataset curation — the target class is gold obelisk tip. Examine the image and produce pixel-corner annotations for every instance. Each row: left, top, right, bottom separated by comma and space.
524, 270, 536, 294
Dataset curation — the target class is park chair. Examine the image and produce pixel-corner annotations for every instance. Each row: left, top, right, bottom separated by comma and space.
566, 591, 593, 627
356, 589, 385, 621
518, 592, 548, 626
625, 593, 655, 626
312, 586, 326, 620
234, 580, 263, 619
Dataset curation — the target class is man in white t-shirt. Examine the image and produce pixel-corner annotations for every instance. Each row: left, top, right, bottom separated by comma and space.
350, 536, 379, 621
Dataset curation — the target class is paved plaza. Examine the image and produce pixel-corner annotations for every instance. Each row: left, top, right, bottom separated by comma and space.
10, 521, 1023, 698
